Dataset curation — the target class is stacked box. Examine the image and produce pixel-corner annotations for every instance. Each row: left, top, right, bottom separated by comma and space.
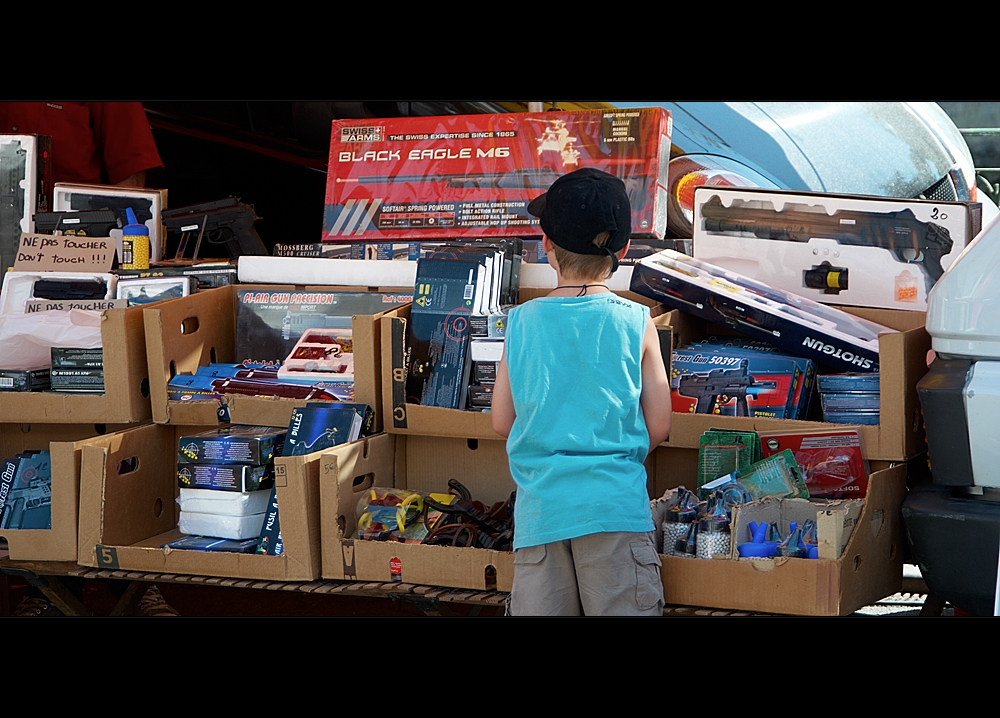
77, 423, 324, 580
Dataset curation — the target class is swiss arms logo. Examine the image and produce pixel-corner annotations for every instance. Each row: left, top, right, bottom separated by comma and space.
340, 126, 384, 143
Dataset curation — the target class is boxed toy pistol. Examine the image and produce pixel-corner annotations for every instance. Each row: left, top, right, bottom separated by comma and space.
323, 108, 672, 242
53, 183, 167, 263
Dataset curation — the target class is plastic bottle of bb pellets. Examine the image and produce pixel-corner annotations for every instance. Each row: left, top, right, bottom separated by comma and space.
121, 207, 149, 269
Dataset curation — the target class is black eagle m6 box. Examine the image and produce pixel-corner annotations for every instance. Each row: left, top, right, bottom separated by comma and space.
323, 108, 672, 242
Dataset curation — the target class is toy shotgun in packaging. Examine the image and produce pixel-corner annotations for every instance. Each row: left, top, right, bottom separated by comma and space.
162, 197, 267, 258
700, 195, 954, 293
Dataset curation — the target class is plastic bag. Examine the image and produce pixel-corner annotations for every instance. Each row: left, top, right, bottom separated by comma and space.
0, 309, 102, 370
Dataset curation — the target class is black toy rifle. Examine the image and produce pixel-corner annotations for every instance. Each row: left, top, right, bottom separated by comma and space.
677, 360, 777, 416
162, 197, 267, 259
701, 195, 954, 293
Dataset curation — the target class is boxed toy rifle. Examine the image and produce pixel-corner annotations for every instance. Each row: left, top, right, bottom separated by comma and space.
323, 108, 672, 242
51, 347, 103, 369
630, 249, 893, 373
692, 186, 978, 312
423, 238, 523, 312
168, 364, 352, 401
0, 135, 51, 276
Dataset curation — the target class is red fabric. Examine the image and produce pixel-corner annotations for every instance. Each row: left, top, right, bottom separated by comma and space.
0, 102, 162, 184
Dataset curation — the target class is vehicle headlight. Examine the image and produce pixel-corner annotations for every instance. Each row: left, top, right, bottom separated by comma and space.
667, 155, 781, 241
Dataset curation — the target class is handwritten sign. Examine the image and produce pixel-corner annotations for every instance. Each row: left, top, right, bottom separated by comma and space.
13, 233, 114, 272
24, 298, 127, 313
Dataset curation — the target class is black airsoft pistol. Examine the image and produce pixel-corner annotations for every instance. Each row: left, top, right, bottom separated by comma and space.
162, 197, 267, 259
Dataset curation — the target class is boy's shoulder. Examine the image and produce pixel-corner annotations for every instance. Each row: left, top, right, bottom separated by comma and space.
510, 294, 648, 334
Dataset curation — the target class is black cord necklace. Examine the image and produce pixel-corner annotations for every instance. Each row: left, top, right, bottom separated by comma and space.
557, 283, 609, 296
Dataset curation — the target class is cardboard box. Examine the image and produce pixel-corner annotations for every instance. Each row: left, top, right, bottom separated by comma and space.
383, 289, 662, 437
143, 284, 403, 431
692, 186, 978, 312
0, 304, 151, 424
320, 433, 515, 591
0, 423, 132, 561
323, 108, 672, 242
660, 306, 929, 461
649, 446, 906, 616
76, 423, 322, 580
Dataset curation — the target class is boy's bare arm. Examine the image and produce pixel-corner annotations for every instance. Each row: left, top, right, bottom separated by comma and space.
491, 353, 516, 438
640, 318, 672, 454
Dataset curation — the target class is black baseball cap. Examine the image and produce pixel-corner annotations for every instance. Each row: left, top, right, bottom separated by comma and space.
527, 168, 632, 269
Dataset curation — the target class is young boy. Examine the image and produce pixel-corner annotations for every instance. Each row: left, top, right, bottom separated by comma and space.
491, 168, 673, 616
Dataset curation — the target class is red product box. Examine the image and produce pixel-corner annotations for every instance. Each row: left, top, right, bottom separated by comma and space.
322, 108, 672, 242
758, 428, 870, 498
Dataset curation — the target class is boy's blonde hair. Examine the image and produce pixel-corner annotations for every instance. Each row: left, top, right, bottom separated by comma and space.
551, 231, 615, 281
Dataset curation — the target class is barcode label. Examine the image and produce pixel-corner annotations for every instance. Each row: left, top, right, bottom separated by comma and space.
0, 378, 13, 387
464, 285, 474, 300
